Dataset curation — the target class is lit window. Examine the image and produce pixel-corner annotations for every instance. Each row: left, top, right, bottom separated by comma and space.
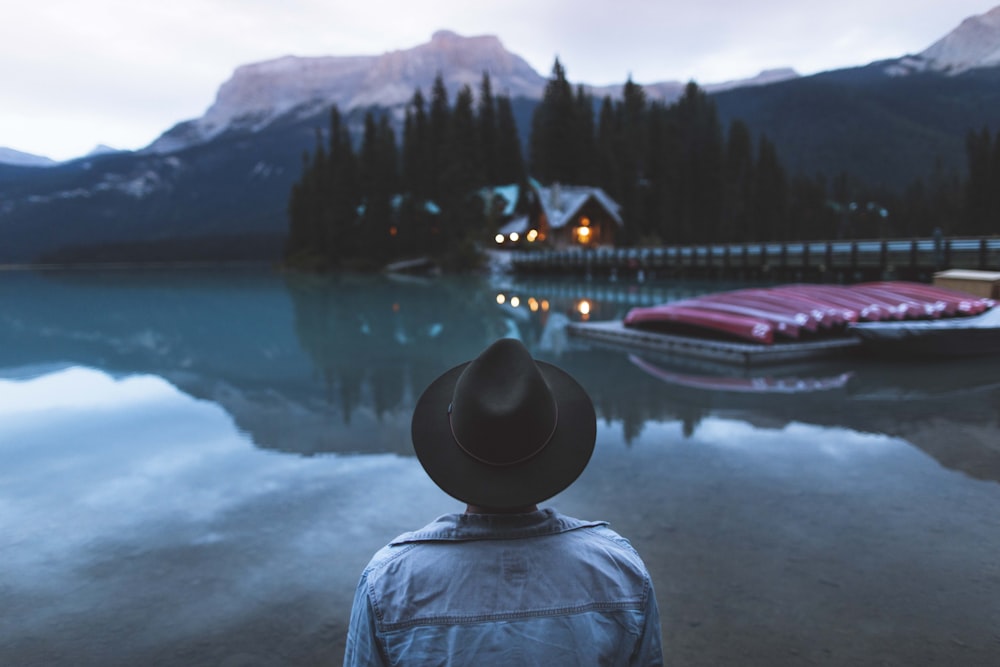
576, 226, 591, 244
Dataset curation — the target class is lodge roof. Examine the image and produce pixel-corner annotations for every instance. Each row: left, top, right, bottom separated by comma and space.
536, 184, 624, 229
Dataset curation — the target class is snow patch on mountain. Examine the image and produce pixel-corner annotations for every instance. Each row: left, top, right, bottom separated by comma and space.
886, 5, 1000, 76
0, 147, 57, 167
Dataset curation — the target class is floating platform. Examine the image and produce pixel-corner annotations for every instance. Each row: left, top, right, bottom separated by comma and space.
567, 320, 862, 367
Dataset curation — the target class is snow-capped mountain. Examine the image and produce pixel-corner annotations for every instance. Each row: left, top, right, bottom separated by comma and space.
148, 31, 547, 154
86, 144, 123, 157
0, 147, 56, 167
147, 30, 798, 155
885, 5, 1000, 75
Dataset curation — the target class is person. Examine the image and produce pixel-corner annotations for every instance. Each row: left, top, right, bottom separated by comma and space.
343, 338, 664, 666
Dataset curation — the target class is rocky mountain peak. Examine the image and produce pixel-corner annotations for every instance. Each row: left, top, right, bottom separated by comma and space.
921, 5, 1000, 72
148, 31, 544, 154
886, 5, 1000, 76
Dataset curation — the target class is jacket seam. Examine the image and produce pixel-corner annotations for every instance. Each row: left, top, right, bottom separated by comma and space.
378, 599, 646, 632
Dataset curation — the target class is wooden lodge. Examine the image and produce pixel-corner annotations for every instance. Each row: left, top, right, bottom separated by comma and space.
486, 181, 624, 250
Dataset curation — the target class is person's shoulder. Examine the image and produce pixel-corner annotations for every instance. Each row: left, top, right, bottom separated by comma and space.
570, 521, 652, 574
585, 523, 641, 554
360, 514, 462, 576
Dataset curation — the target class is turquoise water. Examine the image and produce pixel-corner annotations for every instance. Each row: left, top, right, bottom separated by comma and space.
1, 268, 999, 666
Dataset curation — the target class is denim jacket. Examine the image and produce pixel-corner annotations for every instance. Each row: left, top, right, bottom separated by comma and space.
343, 508, 664, 666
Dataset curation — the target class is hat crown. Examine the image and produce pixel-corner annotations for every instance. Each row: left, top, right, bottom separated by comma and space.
450, 339, 557, 466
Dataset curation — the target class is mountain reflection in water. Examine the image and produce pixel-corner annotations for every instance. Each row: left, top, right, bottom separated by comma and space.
1, 269, 999, 483
3, 268, 1000, 667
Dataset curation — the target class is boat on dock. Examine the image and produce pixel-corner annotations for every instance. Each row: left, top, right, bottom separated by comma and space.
569, 280, 999, 365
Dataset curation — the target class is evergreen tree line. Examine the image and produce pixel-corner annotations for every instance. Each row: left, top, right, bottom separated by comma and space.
287, 60, 997, 270
286, 73, 526, 270
962, 126, 1000, 236
529, 60, 813, 245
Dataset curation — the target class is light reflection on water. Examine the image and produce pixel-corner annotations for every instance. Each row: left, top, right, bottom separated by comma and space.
1, 269, 1000, 666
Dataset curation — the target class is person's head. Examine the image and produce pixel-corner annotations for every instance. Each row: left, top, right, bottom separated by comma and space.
411, 338, 596, 510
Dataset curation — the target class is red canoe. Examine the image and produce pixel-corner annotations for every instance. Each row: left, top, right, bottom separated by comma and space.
624, 303, 775, 344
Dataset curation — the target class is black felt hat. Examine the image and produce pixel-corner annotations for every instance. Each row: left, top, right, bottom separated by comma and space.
411, 338, 597, 509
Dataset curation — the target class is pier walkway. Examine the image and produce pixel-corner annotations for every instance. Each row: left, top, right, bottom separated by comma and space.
510, 237, 1000, 282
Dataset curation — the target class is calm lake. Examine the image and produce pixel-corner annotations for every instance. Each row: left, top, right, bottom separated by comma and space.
2, 268, 999, 667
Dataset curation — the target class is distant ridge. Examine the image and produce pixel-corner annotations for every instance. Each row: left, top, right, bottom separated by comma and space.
0, 147, 56, 167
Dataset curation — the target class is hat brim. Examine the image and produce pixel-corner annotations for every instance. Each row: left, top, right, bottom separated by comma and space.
411, 359, 596, 509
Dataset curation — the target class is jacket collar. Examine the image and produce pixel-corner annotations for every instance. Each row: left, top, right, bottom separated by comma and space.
390, 508, 606, 545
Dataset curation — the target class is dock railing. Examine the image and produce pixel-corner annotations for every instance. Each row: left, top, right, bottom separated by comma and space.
509, 237, 1000, 282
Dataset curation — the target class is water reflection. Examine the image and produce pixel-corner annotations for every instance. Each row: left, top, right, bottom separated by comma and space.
1, 270, 999, 484
3, 270, 1000, 665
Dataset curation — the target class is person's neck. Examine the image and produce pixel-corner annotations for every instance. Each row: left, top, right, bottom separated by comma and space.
465, 504, 539, 515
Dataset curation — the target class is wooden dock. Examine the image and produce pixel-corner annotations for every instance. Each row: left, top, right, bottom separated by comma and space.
568, 320, 862, 367
512, 237, 1000, 282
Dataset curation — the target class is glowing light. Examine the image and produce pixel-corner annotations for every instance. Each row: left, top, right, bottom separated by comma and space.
389, 226, 398, 237
510, 296, 521, 308
528, 298, 539, 312
541, 300, 550, 312
496, 293, 506, 305
509, 232, 520, 242
577, 300, 592, 320
526, 229, 539, 242
494, 234, 504, 244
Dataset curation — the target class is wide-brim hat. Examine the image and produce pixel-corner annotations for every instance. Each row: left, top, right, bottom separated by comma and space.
411, 338, 596, 509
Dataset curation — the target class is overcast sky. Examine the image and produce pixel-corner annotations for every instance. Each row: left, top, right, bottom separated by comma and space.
1, 1, 995, 161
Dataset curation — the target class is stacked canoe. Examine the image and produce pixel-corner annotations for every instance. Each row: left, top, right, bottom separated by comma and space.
623, 281, 996, 345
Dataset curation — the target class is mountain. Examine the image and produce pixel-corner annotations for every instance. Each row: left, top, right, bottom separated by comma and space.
713, 5, 1000, 189
0, 31, 802, 264
86, 144, 123, 157
2, 9, 1000, 264
0, 147, 57, 167
147, 30, 789, 157
885, 5, 1000, 76
148, 30, 548, 155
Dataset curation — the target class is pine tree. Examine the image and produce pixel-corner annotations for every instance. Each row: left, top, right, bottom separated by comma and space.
403, 89, 430, 200
326, 107, 360, 263
572, 84, 597, 185
495, 94, 525, 184
530, 58, 577, 184
596, 96, 620, 201
428, 74, 451, 204
752, 135, 789, 241
358, 111, 399, 263
724, 120, 754, 242
669, 82, 724, 243
450, 84, 482, 192
478, 72, 499, 184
